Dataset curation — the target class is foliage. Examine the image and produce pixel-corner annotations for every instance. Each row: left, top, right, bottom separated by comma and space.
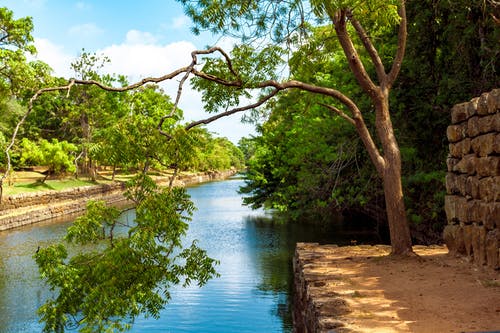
239, 88, 384, 222
90, 84, 177, 172
35, 175, 219, 333
19, 138, 77, 178
0, 6, 36, 95
240, 0, 499, 243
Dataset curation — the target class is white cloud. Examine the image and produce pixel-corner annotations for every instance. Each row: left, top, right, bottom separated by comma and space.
216, 36, 239, 52
99, 39, 194, 79
68, 23, 104, 39
125, 30, 158, 45
32, 38, 74, 78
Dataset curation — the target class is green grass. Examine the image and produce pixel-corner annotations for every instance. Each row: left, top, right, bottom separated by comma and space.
2, 169, 203, 197
4, 178, 102, 196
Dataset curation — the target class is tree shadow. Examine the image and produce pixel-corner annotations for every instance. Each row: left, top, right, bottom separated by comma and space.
15, 180, 56, 191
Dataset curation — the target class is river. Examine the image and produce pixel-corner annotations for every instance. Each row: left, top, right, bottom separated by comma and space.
0, 176, 379, 332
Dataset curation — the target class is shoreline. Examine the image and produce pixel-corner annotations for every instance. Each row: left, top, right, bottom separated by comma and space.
293, 243, 500, 332
0, 170, 237, 231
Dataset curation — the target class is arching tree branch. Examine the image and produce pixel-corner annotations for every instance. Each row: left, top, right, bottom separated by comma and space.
331, 10, 379, 100
346, 11, 386, 83
386, 0, 407, 89
186, 88, 279, 130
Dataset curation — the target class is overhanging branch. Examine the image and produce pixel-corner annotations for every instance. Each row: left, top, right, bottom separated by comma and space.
185, 88, 279, 130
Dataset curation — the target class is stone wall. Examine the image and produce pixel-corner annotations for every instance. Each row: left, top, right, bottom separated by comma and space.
443, 89, 500, 269
293, 243, 352, 333
0, 170, 237, 231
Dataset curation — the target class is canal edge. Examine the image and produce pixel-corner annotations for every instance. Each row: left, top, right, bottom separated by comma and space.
0, 170, 237, 231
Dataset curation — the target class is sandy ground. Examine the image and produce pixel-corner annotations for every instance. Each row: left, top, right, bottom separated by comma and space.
300, 245, 500, 333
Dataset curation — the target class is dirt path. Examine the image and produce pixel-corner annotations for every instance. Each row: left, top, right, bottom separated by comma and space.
295, 244, 500, 333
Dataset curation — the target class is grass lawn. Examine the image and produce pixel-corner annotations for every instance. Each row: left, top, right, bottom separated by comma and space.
3, 178, 104, 196
2, 168, 184, 196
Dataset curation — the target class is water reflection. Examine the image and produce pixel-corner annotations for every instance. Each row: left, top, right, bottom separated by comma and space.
0, 177, 380, 332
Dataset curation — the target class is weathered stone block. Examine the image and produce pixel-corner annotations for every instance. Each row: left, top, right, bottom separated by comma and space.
458, 202, 469, 223
477, 113, 498, 133
445, 195, 468, 222
477, 156, 500, 177
477, 92, 490, 115
486, 89, 500, 113
451, 102, 472, 124
466, 176, 480, 199
466, 116, 480, 138
480, 203, 493, 230
489, 203, 500, 229
446, 173, 467, 195
495, 133, 500, 154
471, 133, 496, 157
463, 224, 473, 257
466, 200, 482, 224
479, 226, 487, 266
485, 229, 499, 269
453, 154, 477, 175
443, 225, 466, 255
446, 157, 460, 172
471, 225, 486, 265
449, 139, 471, 157
478, 177, 499, 202
448, 124, 467, 142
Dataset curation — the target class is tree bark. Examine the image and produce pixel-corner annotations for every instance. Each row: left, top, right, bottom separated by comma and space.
376, 97, 413, 255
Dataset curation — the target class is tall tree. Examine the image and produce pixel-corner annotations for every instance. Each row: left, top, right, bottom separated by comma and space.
179, 0, 413, 254
0, 7, 53, 200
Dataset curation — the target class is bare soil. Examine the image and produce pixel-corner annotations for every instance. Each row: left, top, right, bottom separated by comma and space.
313, 245, 500, 333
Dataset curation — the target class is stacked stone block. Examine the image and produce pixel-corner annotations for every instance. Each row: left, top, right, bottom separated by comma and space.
443, 89, 500, 269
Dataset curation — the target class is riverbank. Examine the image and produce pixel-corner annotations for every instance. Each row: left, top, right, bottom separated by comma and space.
293, 243, 500, 332
0, 170, 237, 231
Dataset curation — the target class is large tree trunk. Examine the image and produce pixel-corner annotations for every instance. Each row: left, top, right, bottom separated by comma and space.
376, 97, 413, 255
383, 151, 413, 255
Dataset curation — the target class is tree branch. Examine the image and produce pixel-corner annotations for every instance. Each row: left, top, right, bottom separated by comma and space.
320, 103, 355, 125
159, 47, 241, 139
386, 0, 407, 89
346, 10, 386, 83
331, 10, 379, 100
320, 103, 385, 175
185, 88, 279, 130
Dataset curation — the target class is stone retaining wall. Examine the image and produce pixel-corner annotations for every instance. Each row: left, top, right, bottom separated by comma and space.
0, 170, 236, 231
443, 89, 500, 269
293, 243, 352, 333
0, 182, 127, 211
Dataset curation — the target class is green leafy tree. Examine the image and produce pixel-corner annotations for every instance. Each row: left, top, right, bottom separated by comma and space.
19, 138, 77, 182
89, 84, 177, 175
0, 7, 54, 198
67, 50, 125, 179
35, 175, 218, 332
0, 6, 36, 96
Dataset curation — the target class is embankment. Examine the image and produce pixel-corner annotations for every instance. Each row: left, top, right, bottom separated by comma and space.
0, 170, 236, 231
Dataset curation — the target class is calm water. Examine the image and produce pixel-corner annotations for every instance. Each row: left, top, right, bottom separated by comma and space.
0, 176, 378, 332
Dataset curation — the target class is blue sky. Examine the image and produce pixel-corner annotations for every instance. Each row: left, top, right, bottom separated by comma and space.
2, 0, 253, 143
